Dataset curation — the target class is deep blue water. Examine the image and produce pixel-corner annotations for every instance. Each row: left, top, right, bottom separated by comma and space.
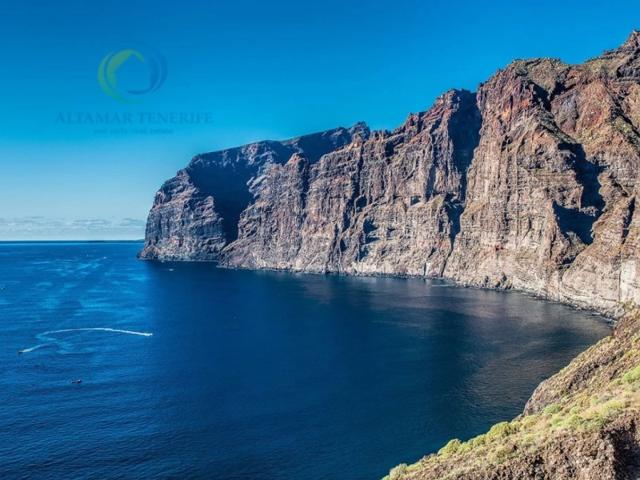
0, 242, 610, 480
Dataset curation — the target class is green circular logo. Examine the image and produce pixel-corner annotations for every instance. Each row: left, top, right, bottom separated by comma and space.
97, 47, 167, 103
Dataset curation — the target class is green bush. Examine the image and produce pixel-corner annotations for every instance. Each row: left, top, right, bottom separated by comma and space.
622, 364, 640, 384
565, 414, 584, 428
486, 421, 516, 439
543, 403, 561, 415
438, 439, 462, 457
468, 434, 486, 448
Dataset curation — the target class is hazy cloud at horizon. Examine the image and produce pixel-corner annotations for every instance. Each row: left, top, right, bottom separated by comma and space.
0, 216, 145, 240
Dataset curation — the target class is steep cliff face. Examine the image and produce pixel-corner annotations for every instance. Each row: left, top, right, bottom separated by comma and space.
139, 123, 369, 260
221, 89, 480, 275
445, 34, 640, 316
141, 31, 640, 317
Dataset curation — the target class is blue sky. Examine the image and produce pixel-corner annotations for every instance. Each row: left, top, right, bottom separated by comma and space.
0, 0, 638, 239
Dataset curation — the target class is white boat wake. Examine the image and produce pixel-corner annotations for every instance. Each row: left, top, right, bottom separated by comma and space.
19, 327, 153, 354
41, 327, 153, 337
19, 344, 49, 353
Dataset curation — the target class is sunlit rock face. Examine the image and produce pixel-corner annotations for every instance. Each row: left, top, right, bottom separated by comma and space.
142, 32, 640, 317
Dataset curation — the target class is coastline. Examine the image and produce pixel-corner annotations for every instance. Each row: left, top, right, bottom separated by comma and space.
140, 253, 629, 478
142, 254, 618, 323
384, 310, 640, 479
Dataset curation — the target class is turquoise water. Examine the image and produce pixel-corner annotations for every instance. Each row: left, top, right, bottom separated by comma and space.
0, 242, 610, 479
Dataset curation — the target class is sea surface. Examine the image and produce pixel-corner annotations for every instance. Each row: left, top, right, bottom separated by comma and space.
0, 242, 611, 480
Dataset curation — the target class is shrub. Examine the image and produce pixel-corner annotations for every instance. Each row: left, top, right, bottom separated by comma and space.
387, 463, 408, 480
438, 439, 462, 457
468, 434, 486, 448
600, 399, 625, 416
543, 404, 561, 415
520, 415, 538, 428
565, 414, 584, 428
622, 364, 640, 384
486, 421, 516, 440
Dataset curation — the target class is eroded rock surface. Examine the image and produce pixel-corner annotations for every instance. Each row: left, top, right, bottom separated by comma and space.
141, 31, 640, 317
139, 123, 369, 260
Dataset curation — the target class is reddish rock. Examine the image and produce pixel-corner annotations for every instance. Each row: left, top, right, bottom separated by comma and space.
141, 31, 640, 317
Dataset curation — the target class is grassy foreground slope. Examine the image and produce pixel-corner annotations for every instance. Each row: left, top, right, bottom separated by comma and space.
384, 311, 640, 480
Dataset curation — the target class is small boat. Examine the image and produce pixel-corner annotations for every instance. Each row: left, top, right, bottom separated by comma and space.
17, 349, 23, 355
71, 379, 82, 384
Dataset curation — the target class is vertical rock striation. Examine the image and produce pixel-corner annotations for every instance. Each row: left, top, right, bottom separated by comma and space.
139, 123, 369, 260
141, 31, 640, 317
221, 89, 480, 275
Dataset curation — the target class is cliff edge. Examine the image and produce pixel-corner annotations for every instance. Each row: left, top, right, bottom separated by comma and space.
141, 31, 640, 318
140, 32, 640, 479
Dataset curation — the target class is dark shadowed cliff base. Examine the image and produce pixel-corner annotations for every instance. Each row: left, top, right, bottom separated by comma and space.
139, 32, 640, 479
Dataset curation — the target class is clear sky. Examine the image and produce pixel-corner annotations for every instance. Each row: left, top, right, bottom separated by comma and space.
1, 0, 638, 239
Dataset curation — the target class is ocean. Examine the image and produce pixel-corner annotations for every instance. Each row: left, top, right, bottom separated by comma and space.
0, 242, 610, 479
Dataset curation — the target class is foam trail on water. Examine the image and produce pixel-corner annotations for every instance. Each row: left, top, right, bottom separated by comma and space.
19, 344, 50, 354
41, 327, 153, 337
19, 327, 153, 354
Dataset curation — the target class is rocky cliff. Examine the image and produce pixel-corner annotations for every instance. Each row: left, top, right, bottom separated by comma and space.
139, 122, 370, 261
141, 31, 640, 318
140, 33, 640, 479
